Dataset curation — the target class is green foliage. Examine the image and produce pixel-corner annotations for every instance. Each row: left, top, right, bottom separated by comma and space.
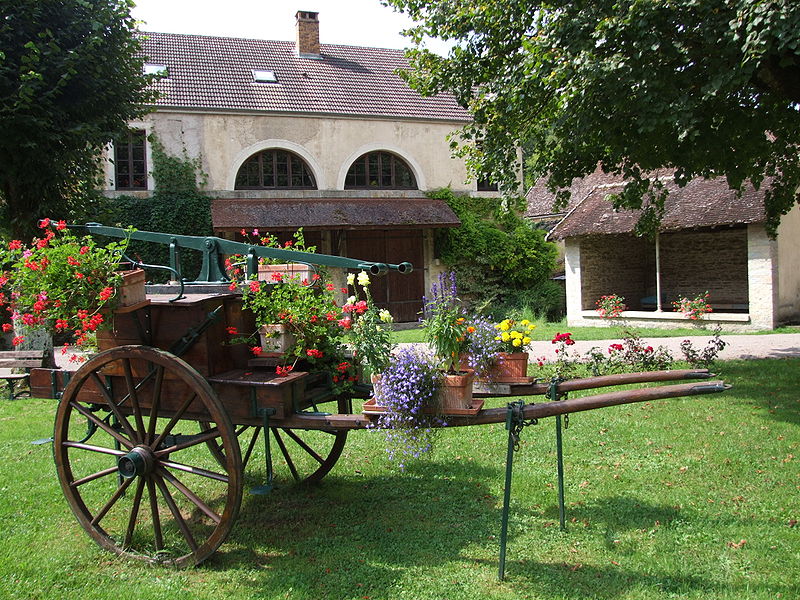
386, 0, 800, 236
430, 187, 558, 314
108, 137, 212, 281
0, 0, 155, 239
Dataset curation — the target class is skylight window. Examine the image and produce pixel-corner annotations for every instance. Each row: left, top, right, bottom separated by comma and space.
144, 63, 168, 77
252, 69, 278, 83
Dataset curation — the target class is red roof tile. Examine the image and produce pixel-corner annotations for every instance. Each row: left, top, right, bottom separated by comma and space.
139, 32, 470, 122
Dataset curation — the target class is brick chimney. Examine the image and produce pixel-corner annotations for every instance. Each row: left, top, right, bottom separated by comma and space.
295, 10, 320, 57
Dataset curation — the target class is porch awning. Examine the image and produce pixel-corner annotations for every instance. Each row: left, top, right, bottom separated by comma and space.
211, 198, 461, 231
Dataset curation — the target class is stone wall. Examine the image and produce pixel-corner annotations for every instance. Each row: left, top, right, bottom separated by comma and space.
579, 235, 652, 310
659, 228, 748, 304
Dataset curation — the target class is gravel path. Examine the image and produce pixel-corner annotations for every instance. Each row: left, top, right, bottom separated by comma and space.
56, 333, 800, 369
525, 333, 800, 362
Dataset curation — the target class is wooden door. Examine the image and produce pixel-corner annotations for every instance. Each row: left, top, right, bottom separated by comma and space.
345, 230, 424, 322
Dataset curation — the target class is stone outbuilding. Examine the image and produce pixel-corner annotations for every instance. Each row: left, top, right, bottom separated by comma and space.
103, 11, 502, 321
545, 176, 800, 331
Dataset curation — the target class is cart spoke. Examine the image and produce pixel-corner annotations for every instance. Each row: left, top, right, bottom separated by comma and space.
157, 467, 222, 525
123, 477, 146, 548
146, 477, 163, 552
62, 441, 126, 457
272, 429, 301, 481
123, 358, 147, 441
146, 365, 165, 444
160, 458, 229, 483
281, 428, 324, 464
68, 401, 134, 449
89, 371, 138, 442
151, 392, 198, 450
242, 426, 261, 470
153, 473, 198, 552
90, 477, 134, 526
70, 465, 120, 488
154, 427, 222, 457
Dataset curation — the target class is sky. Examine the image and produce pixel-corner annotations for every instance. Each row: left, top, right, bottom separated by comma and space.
130, 0, 450, 53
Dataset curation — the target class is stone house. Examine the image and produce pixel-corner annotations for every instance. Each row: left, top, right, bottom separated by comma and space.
544, 175, 800, 331
103, 11, 500, 321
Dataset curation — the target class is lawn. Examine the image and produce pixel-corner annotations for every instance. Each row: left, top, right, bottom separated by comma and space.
0, 359, 797, 599
391, 320, 800, 344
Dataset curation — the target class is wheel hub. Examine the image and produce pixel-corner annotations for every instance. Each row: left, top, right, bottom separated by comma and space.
117, 446, 155, 479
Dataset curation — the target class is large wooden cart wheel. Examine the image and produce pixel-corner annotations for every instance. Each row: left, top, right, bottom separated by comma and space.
201, 396, 350, 485
54, 346, 243, 567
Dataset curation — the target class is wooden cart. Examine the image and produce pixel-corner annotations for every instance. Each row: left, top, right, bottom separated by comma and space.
31, 226, 729, 569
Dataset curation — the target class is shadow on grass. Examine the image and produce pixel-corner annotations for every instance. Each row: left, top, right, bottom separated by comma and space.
718, 359, 800, 426
205, 459, 502, 592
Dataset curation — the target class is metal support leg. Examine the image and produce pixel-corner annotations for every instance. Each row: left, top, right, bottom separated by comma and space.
555, 414, 566, 531
549, 377, 568, 531
251, 407, 276, 495
498, 400, 537, 581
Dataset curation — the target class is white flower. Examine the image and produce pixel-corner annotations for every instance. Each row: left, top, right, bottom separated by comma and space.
347, 295, 356, 305
379, 309, 393, 323
346, 273, 355, 286
357, 270, 370, 287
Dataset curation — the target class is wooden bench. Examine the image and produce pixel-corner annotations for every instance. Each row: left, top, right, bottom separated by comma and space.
0, 350, 45, 401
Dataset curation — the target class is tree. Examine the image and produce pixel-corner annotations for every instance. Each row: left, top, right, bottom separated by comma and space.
385, 0, 800, 236
0, 0, 154, 239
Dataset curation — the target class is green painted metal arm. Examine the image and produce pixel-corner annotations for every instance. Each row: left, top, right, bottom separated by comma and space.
81, 223, 413, 284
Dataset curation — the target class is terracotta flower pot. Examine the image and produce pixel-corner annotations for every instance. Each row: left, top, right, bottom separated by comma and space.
489, 352, 529, 382
258, 323, 296, 353
439, 370, 475, 411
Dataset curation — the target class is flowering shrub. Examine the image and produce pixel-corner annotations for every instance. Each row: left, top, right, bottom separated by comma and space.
421, 271, 469, 373
369, 347, 444, 468
494, 318, 536, 352
595, 294, 626, 319
548, 331, 578, 378
672, 292, 712, 321
345, 270, 395, 377
679, 326, 727, 368
0, 219, 129, 362
603, 329, 673, 372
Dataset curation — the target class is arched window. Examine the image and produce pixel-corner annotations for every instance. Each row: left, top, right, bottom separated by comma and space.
345, 151, 417, 189
235, 149, 316, 189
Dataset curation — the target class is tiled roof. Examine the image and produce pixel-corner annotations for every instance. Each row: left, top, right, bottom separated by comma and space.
526, 170, 620, 218
139, 32, 470, 121
548, 177, 766, 240
211, 198, 461, 231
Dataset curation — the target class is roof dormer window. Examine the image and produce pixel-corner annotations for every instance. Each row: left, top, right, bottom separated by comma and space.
252, 69, 278, 83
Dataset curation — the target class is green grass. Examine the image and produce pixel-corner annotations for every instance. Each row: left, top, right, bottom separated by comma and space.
392, 320, 800, 344
1, 359, 798, 599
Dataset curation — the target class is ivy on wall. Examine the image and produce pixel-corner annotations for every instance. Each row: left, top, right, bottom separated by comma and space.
431, 188, 562, 319
110, 136, 212, 281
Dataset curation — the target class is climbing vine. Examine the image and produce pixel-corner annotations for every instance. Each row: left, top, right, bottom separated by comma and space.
110, 136, 212, 281
431, 188, 560, 318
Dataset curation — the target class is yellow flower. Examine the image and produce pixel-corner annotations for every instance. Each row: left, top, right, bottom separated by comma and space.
501, 332, 511, 342
512, 338, 522, 347
522, 336, 531, 345
346, 273, 355, 286
499, 320, 511, 331
357, 270, 371, 287
521, 319, 530, 326
527, 324, 536, 332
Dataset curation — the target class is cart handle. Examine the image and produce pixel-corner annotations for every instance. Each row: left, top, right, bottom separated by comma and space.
77, 223, 413, 285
